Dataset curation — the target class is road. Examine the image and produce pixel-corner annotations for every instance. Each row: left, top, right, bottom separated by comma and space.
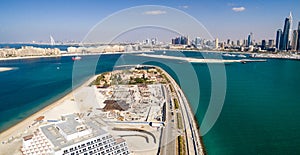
163, 69, 205, 155
117, 65, 205, 155
160, 85, 176, 155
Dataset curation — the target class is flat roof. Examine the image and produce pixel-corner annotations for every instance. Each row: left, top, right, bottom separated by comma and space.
40, 114, 107, 151
56, 116, 81, 136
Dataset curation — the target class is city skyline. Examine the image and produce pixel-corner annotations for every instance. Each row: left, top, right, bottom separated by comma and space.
0, 0, 300, 43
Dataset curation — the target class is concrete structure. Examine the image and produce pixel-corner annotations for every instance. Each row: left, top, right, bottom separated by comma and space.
21, 114, 129, 155
0, 46, 60, 58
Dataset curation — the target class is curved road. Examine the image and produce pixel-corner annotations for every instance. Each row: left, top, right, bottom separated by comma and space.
163, 69, 205, 155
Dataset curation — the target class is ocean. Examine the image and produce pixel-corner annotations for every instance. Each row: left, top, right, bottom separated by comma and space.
1, 50, 300, 154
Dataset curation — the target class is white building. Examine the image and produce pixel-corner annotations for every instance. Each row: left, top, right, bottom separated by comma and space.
215, 38, 219, 49
21, 114, 130, 155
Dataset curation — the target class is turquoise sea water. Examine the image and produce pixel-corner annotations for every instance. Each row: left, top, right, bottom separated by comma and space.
1, 51, 300, 154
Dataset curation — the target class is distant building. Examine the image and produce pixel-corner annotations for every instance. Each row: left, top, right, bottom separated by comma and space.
268, 39, 274, 48
279, 12, 292, 51
237, 40, 241, 46
227, 39, 231, 46
247, 33, 253, 47
220, 42, 225, 49
261, 40, 266, 50
21, 114, 129, 155
291, 30, 298, 51
171, 36, 188, 45
276, 29, 282, 49
0, 46, 60, 58
243, 39, 247, 46
215, 38, 219, 49
297, 21, 300, 52
195, 37, 201, 48
151, 38, 158, 45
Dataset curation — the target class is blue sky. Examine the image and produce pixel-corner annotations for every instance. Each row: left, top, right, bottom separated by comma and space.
0, 0, 299, 43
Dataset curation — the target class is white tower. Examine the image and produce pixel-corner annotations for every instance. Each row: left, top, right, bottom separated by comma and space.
50, 35, 55, 46
215, 38, 219, 49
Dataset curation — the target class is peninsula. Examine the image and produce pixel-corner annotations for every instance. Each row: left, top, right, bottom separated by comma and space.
0, 65, 204, 155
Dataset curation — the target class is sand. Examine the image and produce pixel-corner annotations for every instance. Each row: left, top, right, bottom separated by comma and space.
0, 55, 62, 61
0, 67, 14, 72
0, 75, 98, 155
0, 50, 154, 61
136, 53, 266, 63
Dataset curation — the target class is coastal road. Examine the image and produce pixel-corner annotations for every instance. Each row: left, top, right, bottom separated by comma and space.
163, 70, 205, 155
119, 65, 205, 155
160, 85, 176, 155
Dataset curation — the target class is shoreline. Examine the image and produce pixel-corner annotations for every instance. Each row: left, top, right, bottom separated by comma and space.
0, 51, 154, 61
0, 64, 205, 154
154, 65, 205, 154
1, 49, 299, 62
0, 55, 62, 61
0, 67, 15, 72
114, 64, 206, 154
136, 53, 266, 63
0, 75, 96, 143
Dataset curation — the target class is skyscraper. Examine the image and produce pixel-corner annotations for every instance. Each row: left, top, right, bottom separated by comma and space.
195, 37, 201, 46
297, 21, 300, 52
247, 33, 253, 47
243, 39, 247, 46
280, 12, 292, 51
227, 39, 231, 45
291, 30, 298, 51
261, 40, 266, 50
215, 38, 219, 49
268, 39, 274, 48
276, 29, 282, 49
237, 40, 242, 46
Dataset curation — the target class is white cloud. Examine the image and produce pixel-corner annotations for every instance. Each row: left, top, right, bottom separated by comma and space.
143, 10, 167, 15
232, 6, 246, 12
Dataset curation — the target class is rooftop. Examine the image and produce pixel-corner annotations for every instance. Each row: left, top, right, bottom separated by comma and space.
40, 114, 107, 151
55, 115, 82, 136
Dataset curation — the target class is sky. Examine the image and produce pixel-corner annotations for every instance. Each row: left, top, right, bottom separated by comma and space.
0, 0, 299, 43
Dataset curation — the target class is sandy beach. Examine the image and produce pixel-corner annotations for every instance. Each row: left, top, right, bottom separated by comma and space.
136, 53, 266, 63
0, 75, 98, 155
0, 67, 14, 72
0, 50, 154, 61
0, 55, 62, 61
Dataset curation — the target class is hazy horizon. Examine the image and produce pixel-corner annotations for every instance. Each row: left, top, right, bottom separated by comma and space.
0, 0, 299, 43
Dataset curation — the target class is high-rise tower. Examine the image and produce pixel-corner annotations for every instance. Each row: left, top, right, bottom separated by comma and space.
297, 21, 300, 52
215, 38, 219, 49
276, 29, 282, 49
247, 32, 253, 47
291, 30, 298, 51
279, 12, 292, 51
